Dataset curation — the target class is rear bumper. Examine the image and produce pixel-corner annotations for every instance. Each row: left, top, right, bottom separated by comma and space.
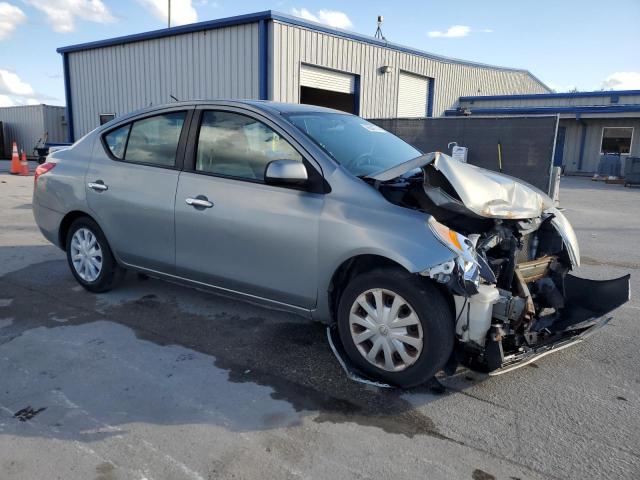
32, 201, 64, 248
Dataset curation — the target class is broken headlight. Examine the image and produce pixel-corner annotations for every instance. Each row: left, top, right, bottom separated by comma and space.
427, 217, 479, 287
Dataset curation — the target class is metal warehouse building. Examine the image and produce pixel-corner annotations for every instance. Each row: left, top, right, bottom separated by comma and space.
451, 90, 640, 174
57, 10, 549, 142
0, 104, 67, 159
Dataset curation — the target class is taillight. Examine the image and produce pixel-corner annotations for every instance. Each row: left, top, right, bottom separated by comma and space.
34, 162, 56, 185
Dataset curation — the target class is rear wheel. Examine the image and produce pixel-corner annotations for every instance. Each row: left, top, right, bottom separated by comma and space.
337, 268, 454, 388
66, 217, 124, 293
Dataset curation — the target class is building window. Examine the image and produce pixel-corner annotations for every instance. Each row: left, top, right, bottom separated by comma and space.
601, 127, 633, 155
99, 113, 116, 125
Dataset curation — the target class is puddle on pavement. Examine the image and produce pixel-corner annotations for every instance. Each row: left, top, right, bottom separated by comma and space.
0, 260, 457, 440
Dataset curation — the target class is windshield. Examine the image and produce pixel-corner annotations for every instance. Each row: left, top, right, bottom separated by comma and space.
284, 112, 421, 177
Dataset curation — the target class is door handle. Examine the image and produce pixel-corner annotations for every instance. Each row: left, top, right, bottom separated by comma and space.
88, 181, 108, 192
185, 196, 213, 209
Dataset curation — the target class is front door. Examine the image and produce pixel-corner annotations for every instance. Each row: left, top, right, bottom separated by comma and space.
86, 108, 191, 272
174, 108, 324, 308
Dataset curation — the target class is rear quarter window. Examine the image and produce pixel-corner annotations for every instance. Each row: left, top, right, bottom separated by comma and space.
103, 124, 130, 159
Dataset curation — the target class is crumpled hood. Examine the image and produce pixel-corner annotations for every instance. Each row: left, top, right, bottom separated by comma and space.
368, 152, 554, 220
430, 152, 554, 219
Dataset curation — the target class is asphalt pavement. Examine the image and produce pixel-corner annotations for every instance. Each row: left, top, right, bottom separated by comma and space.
0, 167, 638, 480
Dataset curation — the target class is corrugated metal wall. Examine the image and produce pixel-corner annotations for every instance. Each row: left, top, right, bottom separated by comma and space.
460, 94, 640, 109
269, 21, 549, 118
0, 105, 66, 159
560, 118, 640, 173
67, 22, 260, 138
42, 105, 67, 144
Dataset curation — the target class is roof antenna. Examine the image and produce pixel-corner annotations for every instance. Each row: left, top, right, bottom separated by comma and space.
374, 15, 386, 40
169, 94, 179, 102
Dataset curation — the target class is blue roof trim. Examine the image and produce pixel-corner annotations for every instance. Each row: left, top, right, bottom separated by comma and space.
444, 105, 640, 116
55, 10, 549, 90
460, 90, 640, 102
56, 10, 272, 53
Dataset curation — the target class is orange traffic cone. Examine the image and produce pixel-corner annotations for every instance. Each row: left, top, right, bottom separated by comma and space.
10, 141, 20, 175
19, 150, 29, 176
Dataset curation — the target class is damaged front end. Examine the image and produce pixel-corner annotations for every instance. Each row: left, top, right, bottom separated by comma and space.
367, 152, 631, 374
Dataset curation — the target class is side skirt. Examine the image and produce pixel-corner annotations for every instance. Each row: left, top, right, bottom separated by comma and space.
121, 262, 314, 319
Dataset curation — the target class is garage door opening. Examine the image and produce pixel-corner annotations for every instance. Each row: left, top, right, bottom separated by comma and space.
299, 64, 358, 114
300, 86, 356, 114
397, 71, 431, 118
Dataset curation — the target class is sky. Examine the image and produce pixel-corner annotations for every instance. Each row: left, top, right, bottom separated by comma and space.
1, 0, 639, 107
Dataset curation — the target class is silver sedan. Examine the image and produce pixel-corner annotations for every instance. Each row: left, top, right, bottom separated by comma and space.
33, 100, 629, 387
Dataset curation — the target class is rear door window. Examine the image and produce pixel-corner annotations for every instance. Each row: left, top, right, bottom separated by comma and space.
124, 112, 187, 167
104, 124, 130, 159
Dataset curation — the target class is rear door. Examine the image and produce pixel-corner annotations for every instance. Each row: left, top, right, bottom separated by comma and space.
86, 107, 193, 272
174, 107, 324, 308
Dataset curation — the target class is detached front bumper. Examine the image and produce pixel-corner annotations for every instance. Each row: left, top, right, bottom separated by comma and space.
486, 273, 631, 375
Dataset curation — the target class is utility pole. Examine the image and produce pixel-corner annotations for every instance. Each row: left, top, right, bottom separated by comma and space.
168, 0, 171, 28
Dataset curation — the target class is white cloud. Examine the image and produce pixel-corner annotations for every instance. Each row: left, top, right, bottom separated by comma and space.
0, 69, 56, 105
290, 7, 316, 22
0, 93, 15, 106
428, 25, 494, 38
428, 25, 471, 38
601, 72, 640, 90
290, 8, 353, 29
139, 0, 198, 26
26, 0, 115, 33
0, 69, 35, 97
0, 2, 26, 40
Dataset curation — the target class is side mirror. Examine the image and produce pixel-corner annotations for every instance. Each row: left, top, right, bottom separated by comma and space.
265, 160, 308, 186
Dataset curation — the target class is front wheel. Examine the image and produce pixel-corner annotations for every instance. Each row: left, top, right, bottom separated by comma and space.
66, 217, 125, 293
337, 268, 454, 388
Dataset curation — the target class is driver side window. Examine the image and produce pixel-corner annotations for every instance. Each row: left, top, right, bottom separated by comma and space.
196, 111, 303, 181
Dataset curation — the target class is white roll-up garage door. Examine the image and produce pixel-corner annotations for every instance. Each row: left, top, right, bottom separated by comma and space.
397, 71, 429, 118
300, 64, 356, 94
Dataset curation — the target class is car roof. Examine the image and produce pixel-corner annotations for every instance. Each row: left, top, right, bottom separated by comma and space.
115, 99, 351, 121
240, 100, 346, 115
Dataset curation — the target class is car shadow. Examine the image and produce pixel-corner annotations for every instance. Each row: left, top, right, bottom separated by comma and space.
0, 248, 485, 443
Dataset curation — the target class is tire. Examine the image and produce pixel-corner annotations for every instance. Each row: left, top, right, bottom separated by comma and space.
337, 267, 454, 388
65, 216, 125, 293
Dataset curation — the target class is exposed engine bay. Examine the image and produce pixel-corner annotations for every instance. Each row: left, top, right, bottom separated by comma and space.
365, 152, 630, 374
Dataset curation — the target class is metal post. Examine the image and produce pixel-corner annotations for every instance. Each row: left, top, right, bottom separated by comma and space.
168, 0, 171, 27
